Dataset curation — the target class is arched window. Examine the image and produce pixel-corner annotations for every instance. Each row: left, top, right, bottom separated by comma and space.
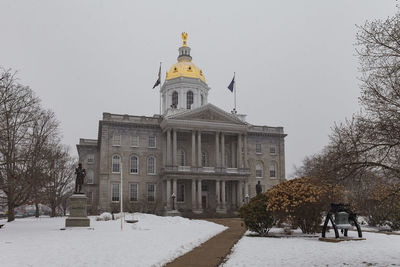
201, 94, 204, 106
256, 163, 263, 178
178, 149, 186, 166
269, 163, 277, 178
87, 169, 94, 184
187, 91, 194, 109
112, 155, 121, 173
201, 151, 209, 167
172, 91, 178, 108
130, 156, 138, 174
147, 156, 156, 174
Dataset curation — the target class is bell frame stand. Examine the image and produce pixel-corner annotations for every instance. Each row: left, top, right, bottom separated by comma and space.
321, 203, 362, 238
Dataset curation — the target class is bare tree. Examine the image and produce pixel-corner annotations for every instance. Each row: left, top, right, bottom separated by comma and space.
0, 68, 42, 221
42, 144, 75, 217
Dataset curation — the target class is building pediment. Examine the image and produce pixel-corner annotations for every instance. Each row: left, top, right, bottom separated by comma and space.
161, 104, 248, 132
167, 104, 246, 125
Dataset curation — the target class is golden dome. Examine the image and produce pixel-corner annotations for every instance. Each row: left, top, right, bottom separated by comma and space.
166, 61, 206, 83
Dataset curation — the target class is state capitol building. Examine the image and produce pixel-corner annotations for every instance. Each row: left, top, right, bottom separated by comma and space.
77, 34, 286, 217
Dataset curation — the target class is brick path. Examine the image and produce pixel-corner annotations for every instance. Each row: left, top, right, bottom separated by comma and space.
165, 218, 246, 267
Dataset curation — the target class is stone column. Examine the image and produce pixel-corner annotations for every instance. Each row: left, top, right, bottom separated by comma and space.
244, 134, 248, 168
166, 130, 171, 166
231, 142, 236, 168
173, 129, 177, 166
191, 179, 196, 211
237, 134, 242, 168
197, 179, 202, 210
221, 133, 225, 168
244, 181, 249, 202
221, 180, 226, 210
231, 182, 236, 207
166, 179, 171, 210
215, 180, 220, 209
197, 131, 202, 167
191, 131, 196, 167
237, 181, 243, 207
215, 132, 220, 167
172, 179, 177, 209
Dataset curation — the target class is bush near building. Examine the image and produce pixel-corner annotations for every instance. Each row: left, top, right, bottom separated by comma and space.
238, 193, 274, 236
366, 183, 400, 231
266, 177, 343, 234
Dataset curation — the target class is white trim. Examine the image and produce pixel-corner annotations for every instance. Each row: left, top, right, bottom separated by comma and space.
111, 154, 121, 174
129, 183, 139, 202
111, 183, 120, 202
130, 155, 139, 174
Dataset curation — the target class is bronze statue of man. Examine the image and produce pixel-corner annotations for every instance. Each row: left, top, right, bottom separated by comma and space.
256, 181, 262, 195
75, 163, 86, 193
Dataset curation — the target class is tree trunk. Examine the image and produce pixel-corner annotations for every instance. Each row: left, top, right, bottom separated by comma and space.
51, 205, 56, 217
35, 202, 40, 218
7, 202, 15, 222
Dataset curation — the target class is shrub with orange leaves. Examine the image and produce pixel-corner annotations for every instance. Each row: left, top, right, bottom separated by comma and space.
266, 177, 343, 233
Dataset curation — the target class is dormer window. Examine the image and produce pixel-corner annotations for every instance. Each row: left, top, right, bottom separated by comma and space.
188, 66, 192, 71
173, 67, 177, 72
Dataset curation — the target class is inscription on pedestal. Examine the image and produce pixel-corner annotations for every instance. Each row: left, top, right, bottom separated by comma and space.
65, 194, 90, 227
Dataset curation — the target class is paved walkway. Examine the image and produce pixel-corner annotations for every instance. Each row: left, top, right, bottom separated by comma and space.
165, 218, 246, 267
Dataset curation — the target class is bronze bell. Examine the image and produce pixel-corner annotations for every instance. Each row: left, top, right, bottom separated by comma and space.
335, 211, 352, 229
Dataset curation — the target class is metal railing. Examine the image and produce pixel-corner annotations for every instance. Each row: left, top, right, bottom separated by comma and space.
162, 165, 250, 175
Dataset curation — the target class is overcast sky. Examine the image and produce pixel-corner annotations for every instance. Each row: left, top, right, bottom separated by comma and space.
0, 0, 397, 177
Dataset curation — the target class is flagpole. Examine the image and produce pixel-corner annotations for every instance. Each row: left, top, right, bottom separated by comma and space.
159, 62, 162, 115
234, 72, 237, 113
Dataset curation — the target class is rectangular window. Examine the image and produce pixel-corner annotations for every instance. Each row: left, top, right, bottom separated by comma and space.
256, 144, 262, 154
111, 183, 120, 202
177, 183, 185, 202
87, 154, 94, 164
147, 184, 155, 202
129, 183, 138, 202
112, 134, 121, 146
270, 146, 276, 155
148, 136, 156, 148
87, 191, 93, 205
131, 136, 139, 147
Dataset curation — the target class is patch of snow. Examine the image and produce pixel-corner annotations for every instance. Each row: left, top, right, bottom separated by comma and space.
0, 213, 226, 267
222, 230, 400, 266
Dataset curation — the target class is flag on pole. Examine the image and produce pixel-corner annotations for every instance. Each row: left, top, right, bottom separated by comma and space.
227, 74, 235, 92
152, 64, 161, 89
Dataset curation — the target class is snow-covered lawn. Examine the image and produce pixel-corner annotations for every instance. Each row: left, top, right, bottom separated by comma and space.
223, 230, 400, 267
0, 214, 226, 267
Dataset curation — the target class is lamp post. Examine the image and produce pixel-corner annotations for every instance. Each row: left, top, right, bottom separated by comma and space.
171, 193, 176, 210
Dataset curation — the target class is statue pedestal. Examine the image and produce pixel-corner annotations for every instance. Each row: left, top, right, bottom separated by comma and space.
65, 194, 90, 227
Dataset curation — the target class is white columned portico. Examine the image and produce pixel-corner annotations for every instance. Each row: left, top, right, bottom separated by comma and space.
173, 129, 177, 166
237, 181, 243, 207
215, 180, 220, 209
221, 133, 225, 168
244, 181, 249, 203
244, 134, 248, 168
166, 179, 171, 209
191, 131, 196, 167
166, 130, 172, 166
197, 179, 202, 211
221, 180, 226, 210
191, 180, 196, 210
237, 134, 242, 168
215, 132, 220, 167
197, 131, 202, 167
172, 179, 177, 210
